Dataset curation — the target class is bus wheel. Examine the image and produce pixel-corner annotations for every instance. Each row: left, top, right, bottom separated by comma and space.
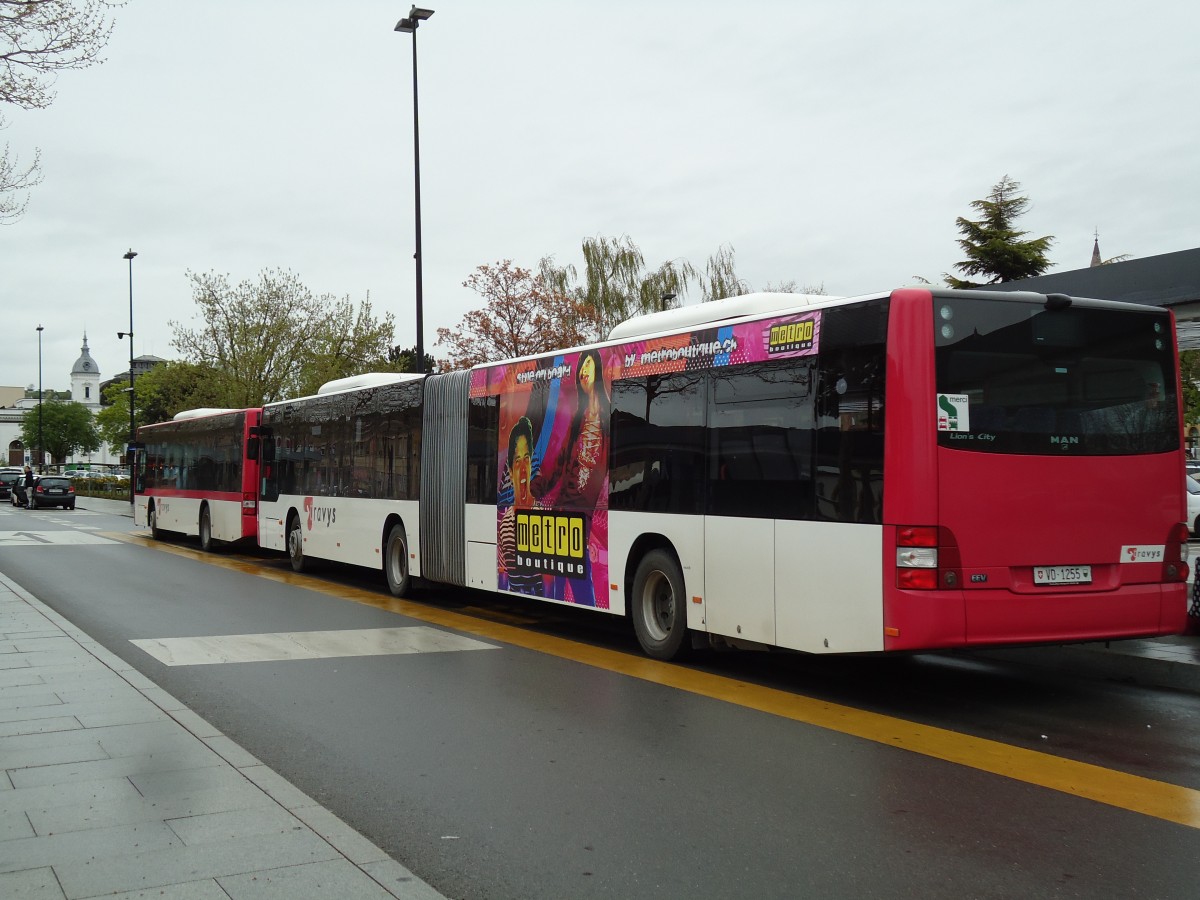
199, 507, 220, 553
288, 515, 308, 572
148, 504, 162, 541
631, 549, 690, 660
385, 524, 411, 597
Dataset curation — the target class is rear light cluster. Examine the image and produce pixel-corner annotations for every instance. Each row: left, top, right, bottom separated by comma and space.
1164, 523, 1190, 583
896, 525, 960, 590
242, 491, 257, 513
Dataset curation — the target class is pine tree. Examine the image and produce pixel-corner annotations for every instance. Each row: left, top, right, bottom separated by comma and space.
945, 175, 1054, 288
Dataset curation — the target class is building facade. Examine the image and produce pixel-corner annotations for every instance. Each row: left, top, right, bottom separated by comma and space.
1, 335, 126, 469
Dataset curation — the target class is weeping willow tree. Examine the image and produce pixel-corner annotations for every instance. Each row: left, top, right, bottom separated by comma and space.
540, 235, 752, 340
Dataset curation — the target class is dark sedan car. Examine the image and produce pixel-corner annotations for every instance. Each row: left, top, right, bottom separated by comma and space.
0, 469, 21, 501
29, 476, 76, 510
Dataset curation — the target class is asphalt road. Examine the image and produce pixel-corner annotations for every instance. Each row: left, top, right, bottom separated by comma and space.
3, 503, 1200, 900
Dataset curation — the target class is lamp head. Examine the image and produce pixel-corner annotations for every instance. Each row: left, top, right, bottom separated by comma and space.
395, 6, 432, 31
123, 249, 137, 260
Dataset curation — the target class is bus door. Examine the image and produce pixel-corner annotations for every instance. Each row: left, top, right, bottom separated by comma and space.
702, 365, 803, 647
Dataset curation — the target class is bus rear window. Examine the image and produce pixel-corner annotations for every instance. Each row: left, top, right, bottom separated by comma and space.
933, 296, 1179, 455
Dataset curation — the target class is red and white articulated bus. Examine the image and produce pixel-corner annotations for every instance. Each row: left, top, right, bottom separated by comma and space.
133, 407, 263, 552
178, 288, 1191, 659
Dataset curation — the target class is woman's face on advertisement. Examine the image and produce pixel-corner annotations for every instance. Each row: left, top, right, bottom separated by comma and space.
512, 434, 532, 505
578, 355, 596, 394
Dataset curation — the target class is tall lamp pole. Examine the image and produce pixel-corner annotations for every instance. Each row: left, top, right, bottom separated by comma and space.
36, 324, 43, 472
119, 249, 137, 502
395, 6, 434, 375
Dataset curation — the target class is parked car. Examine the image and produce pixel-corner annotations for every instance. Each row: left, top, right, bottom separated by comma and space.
1187, 475, 1200, 537
1187, 460, 1200, 478
29, 475, 75, 510
0, 469, 21, 502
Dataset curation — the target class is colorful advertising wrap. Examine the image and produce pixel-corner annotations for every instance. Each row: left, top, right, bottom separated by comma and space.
472, 310, 821, 607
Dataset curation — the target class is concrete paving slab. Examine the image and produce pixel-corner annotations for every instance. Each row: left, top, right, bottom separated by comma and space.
27, 782, 280, 836
238, 765, 319, 811
217, 858, 400, 899
52, 829, 340, 899
0, 774, 145, 818
290, 804, 391, 866
1, 740, 110, 771
9, 747, 222, 790
0, 865, 65, 898
98, 880, 229, 900
164, 806, 308, 846
0, 810, 36, 842
0, 820, 183, 874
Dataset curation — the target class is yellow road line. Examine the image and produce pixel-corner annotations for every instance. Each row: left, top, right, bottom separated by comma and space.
111, 530, 1200, 829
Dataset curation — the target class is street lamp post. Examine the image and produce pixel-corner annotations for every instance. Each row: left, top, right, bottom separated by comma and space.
119, 249, 137, 502
36, 324, 43, 472
395, 6, 434, 375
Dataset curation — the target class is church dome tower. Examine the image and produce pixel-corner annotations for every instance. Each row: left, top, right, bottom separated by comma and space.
70, 334, 102, 408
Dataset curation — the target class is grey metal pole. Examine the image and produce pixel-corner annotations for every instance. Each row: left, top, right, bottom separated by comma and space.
123, 249, 137, 502
36, 324, 43, 472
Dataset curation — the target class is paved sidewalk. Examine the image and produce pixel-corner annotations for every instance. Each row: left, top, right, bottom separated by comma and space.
0, 573, 445, 900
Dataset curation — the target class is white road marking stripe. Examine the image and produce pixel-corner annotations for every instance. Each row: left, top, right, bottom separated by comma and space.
0, 531, 118, 546
131, 626, 499, 666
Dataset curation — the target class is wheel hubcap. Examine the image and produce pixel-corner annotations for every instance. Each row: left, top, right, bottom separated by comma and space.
642, 571, 674, 641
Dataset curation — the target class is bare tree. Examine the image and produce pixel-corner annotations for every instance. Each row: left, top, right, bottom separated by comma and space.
1, 0, 119, 220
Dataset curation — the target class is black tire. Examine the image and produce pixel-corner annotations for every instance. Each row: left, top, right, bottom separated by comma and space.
630, 549, 690, 660
199, 506, 219, 553
148, 504, 162, 540
287, 514, 308, 572
384, 524, 411, 597
67, 503, 75, 510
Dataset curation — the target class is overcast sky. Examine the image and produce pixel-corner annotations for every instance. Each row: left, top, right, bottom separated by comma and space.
2, 0, 1197, 394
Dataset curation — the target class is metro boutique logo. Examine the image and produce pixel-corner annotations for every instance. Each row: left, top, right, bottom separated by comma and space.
514, 511, 588, 576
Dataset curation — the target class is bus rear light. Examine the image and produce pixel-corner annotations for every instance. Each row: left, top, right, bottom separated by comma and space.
897, 568, 938, 590
242, 492, 257, 512
1163, 523, 1190, 583
897, 525, 938, 547
896, 525, 960, 591
897, 547, 937, 569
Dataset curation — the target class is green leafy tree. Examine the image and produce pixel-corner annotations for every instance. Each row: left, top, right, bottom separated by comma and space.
96, 361, 229, 453
134, 360, 227, 424
1, 1, 119, 222
294, 293, 403, 396
945, 175, 1054, 288
19, 396, 99, 465
171, 269, 396, 405
435, 260, 603, 370
701, 243, 750, 302
388, 345, 436, 374
94, 379, 134, 453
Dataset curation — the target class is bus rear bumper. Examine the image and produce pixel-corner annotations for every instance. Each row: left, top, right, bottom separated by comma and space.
883, 584, 1188, 651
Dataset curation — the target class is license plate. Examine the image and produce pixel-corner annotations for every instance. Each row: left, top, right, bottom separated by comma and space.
1033, 565, 1091, 585
49, 489, 64, 494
